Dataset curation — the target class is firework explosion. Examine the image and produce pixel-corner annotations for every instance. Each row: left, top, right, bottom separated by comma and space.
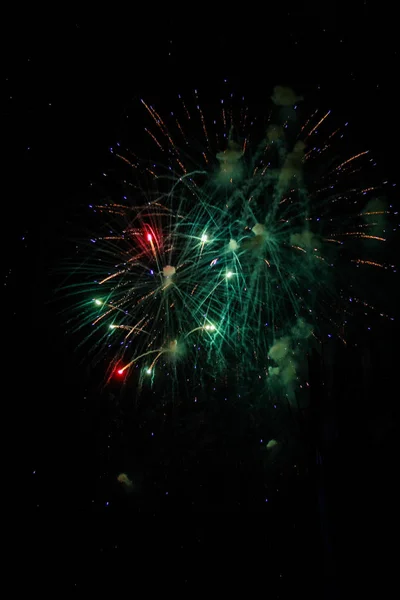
69, 85, 395, 402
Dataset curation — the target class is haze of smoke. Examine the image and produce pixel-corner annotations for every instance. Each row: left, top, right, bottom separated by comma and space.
268, 319, 312, 395
290, 230, 321, 250
216, 139, 244, 184
278, 140, 305, 193
266, 439, 278, 449
117, 472, 134, 493
266, 124, 284, 142
362, 197, 389, 237
291, 318, 313, 340
268, 336, 291, 362
265, 438, 281, 461
271, 86, 303, 107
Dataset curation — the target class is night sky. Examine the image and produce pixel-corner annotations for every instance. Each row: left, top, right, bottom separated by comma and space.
5, 4, 399, 595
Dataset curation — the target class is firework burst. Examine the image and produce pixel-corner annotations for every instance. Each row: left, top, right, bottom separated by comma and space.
66, 85, 396, 401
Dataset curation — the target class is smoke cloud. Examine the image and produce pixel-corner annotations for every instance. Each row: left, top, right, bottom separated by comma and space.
278, 140, 305, 192
216, 140, 244, 184
362, 197, 388, 237
268, 319, 312, 399
271, 86, 303, 107
290, 230, 320, 250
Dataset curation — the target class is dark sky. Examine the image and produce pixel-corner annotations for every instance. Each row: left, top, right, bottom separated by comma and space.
4, 4, 399, 594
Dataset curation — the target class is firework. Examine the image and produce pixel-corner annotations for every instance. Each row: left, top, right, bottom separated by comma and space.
68, 85, 396, 401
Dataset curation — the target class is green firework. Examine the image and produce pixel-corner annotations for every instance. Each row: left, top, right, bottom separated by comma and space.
66, 85, 395, 401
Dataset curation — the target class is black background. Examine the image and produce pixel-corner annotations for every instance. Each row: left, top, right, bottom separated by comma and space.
4, 4, 399, 595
